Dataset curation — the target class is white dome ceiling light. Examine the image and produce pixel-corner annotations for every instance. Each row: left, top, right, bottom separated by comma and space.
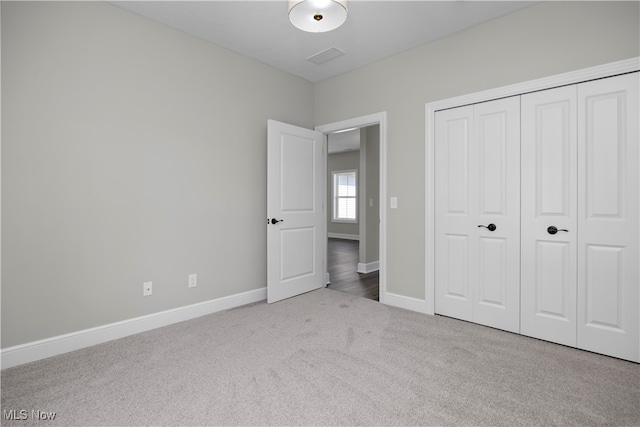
288, 0, 348, 33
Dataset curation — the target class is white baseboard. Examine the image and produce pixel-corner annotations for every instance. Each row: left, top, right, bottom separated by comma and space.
383, 292, 433, 315
0, 287, 267, 370
328, 233, 359, 241
357, 261, 379, 274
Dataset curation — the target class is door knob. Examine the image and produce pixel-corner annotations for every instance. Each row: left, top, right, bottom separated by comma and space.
270, 218, 284, 225
478, 223, 496, 231
547, 226, 568, 235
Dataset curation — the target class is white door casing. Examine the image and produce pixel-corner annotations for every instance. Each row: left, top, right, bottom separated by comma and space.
267, 120, 326, 303
521, 85, 578, 346
316, 112, 388, 306
435, 97, 521, 333
576, 73, 639, 361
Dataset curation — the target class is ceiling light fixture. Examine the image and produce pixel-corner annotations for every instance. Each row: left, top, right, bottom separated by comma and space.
288, 0, 348, 33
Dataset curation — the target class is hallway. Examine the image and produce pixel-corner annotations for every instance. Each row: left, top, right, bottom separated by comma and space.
327, 238, 379, 301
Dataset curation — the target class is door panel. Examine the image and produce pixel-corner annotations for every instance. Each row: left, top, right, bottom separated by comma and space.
444, 234, 470, 300
584, 244, 623, 329
281, 135, 315, 212
267, 120, 325, 303
521, 85, 578, 346
435, 98, 520, 332
534, 240, 571, 319
280, 227, 316, 281
584, 93, 624, 218
577, 73, 639, 362
478, 236, 507, 307
473, 98, 521, 333
435, 106, 473, 321
445, 118, 470, 215
478, 112, 508, 216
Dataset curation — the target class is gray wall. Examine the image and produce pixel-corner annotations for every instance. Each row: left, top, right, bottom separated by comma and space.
360, 125, 379, 264
327, 150, 359, 237
1, 2, 314, 348
314, 1, 640, 299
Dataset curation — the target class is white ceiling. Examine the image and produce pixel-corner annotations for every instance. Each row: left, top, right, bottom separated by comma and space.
110, 1, 538, 83
328, 129, 360, 154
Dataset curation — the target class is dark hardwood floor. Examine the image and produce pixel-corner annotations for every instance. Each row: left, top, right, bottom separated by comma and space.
327, 238, 379, 301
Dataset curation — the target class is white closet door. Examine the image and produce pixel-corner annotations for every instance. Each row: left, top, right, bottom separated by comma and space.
577, 72, 639, 362
435, 105, 474, 322
472, 98, 521, 333
521, 85, 578, 346
435, 97, 520, 332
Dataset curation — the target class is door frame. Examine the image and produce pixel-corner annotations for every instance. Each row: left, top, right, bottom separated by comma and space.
316, 112, 388, 304
425, 57, 640, 316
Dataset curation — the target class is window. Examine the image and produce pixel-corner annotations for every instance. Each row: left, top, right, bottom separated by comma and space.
332, 170, 357, 222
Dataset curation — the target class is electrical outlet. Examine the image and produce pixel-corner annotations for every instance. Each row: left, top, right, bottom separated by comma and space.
188, 274, 197, 288
143, 281, 152, 296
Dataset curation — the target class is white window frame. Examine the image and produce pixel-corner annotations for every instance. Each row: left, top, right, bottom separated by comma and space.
332, 169, 357, 223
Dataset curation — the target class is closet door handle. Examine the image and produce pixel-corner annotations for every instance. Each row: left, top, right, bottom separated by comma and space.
478, 223, 496, 231
547, 226, 568, 235
270, 218, 284, 225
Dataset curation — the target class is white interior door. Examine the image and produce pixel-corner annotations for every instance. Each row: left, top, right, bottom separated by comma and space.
435, 105, 474, 322
472, 98, 521, 333
577, 72, 639, 362
267, 120, 326, 303
435, 97, 520, 333
521, 85, 578, 346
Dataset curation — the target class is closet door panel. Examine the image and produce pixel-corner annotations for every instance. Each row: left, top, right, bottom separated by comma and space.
435, 106, 474, 321
473, 98, 521, 333
577, 72, 639, 362
534, 241, 572, 316
521, 85, 578, 346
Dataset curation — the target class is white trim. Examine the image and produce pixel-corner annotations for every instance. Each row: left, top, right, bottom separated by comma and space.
316, 112, 388, 305
357, 261, 379, 274
358, 139, 367, 270
430, 57, 640, 113
384, 292, 430, 314
425, 57, 640, 317
328, 232, 359, 241
0, 287, 267, 370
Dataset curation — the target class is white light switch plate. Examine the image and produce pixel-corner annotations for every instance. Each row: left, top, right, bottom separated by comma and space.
390, 197, 398, 209
143, 281, 152, 296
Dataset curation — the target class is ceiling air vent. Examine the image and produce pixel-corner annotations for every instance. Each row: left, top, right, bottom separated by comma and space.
307, 47, 345, 65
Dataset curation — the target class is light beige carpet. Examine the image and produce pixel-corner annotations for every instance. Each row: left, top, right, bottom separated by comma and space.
2, 288, 639, 426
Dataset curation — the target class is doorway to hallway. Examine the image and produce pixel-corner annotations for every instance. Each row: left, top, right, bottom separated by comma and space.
317, 112, 387, 304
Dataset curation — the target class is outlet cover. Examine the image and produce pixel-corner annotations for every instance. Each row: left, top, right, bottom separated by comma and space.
188, 274, 197, 288
143, 281, 152, 296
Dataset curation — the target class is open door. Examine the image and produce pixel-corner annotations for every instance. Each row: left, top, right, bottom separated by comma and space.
267, 120, 326, 303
